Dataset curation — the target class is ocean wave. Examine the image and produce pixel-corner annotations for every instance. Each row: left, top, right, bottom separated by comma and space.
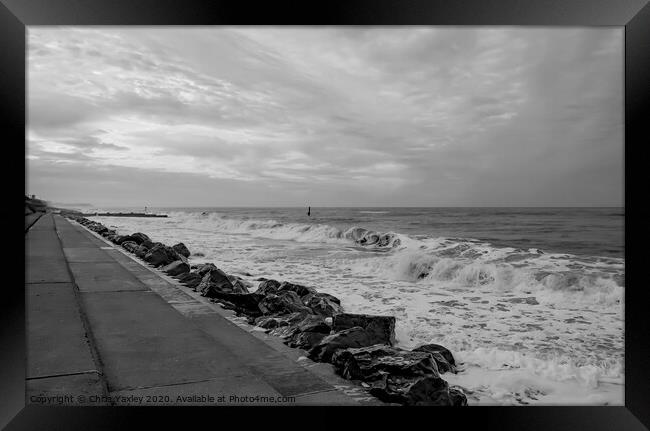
169, 211, 406, 248
349, 247, 623, 306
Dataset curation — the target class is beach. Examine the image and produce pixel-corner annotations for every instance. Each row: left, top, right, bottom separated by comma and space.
85, 206, 624, 405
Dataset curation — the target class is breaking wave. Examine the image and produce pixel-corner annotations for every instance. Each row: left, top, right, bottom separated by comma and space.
169, 211, 624, 306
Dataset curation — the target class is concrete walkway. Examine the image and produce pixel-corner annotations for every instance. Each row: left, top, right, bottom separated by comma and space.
25, 214, 367, 405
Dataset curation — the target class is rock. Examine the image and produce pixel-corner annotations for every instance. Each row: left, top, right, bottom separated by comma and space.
231, 279, 250, 294
331, 345, 439, 381
161, 260, 190, 276
308, 327, 387, 363
266, 312, 313, 337
196, 263, 218, 276
254, 316, 289, 330
412, 344, 457, 373
332, 313, 396, 346
134, 244, 149, 258
369, 375, 466, 406
256, 279, 281, 296
286, 331, 328, 350
143, 244, 180, 267
172, 242, 191, 258
101, 229, 116, 237
226, 275, 252, 294
277, 281, 317, 298
129, 232, 151, 245
198, 268, 235, 296
207, 292, 264, 316
180, 272, 202, 289
113, 235, 129, 245
258, 291, 312, 316
142, 239, 155, 249
283, 314, 332, 350
121, 241, 139, 253
303, 292, 344, 317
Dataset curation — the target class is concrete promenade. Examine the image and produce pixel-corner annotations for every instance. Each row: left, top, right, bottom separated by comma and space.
25, 214, 370, 406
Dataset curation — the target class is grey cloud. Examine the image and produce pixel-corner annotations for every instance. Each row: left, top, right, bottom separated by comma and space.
27, 27, 623, 206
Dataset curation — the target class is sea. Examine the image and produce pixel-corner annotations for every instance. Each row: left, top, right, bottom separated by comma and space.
88, 206, 624, 405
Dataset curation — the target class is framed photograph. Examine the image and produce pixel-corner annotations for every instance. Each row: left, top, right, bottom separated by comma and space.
5, 0, 649, 429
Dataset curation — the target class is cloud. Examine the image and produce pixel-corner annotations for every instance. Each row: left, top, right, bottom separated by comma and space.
27, 27, 623, 206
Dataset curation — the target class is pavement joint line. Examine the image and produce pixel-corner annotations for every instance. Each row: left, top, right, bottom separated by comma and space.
52, 215, 112, 402
27, 370, 103, 380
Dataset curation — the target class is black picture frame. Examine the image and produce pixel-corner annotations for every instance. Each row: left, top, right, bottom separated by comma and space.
3, 0, 649, 429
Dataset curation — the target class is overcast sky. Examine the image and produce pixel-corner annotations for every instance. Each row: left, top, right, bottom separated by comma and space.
27, 27, 623, 207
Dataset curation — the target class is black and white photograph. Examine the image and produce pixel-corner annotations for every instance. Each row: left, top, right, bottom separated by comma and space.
24, 26, 624, 407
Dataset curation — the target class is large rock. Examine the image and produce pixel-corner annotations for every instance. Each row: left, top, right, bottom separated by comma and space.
198, 268, 235, 297
112, 235, 129, 245
207, 292, 264, 316
256, 279, 281, 296
226, 275, 251, 294
196, 263, 218, 276
134, 244, 149, 258
258, 291, 312, 316
303, 292, 343, 317
121, 241, 139, 253
277, 281, 317, 298
369, 375, 467, 406
332, 313, 396, 346
331, 345, 439, 381
161, 260, 190, 276
308, 327, 387, 363
265, 312, 313, 336
178, 272, 202, 289
129, 232, 150, 245
172, 242, 191, 258
283, 315, 332, 350
143, 244, 180, 267
412, 344, 457, 374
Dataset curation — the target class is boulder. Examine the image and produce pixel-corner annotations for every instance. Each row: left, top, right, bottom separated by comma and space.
226, 275, 252, 294
283, 314, 332, 350
308, 327, 387, 363
277, 281, 317, 298
303, 292, 344, 317
112, 235, 129, 245
101, 229, 116, 237
121, 241, 139, 253
331, 345, 439, 381
256, 279, 281, 296
130, 232, 151, 245
258, 291, 312, 316
172, 242, 191, 258
179, 272, 202, 289
266, 312, 314, 337
161, 260, 190, 276
368, 375, 467, 406
332, 313, 396, 346
143, 244, 180, 267
412, 344, 456, 368
286, 331, 329, 350
207, 291, 264, 316
196, 263, 218, 276
198, 268, 235, 297
254, 315, 290, 330
134, 244, 149, 258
